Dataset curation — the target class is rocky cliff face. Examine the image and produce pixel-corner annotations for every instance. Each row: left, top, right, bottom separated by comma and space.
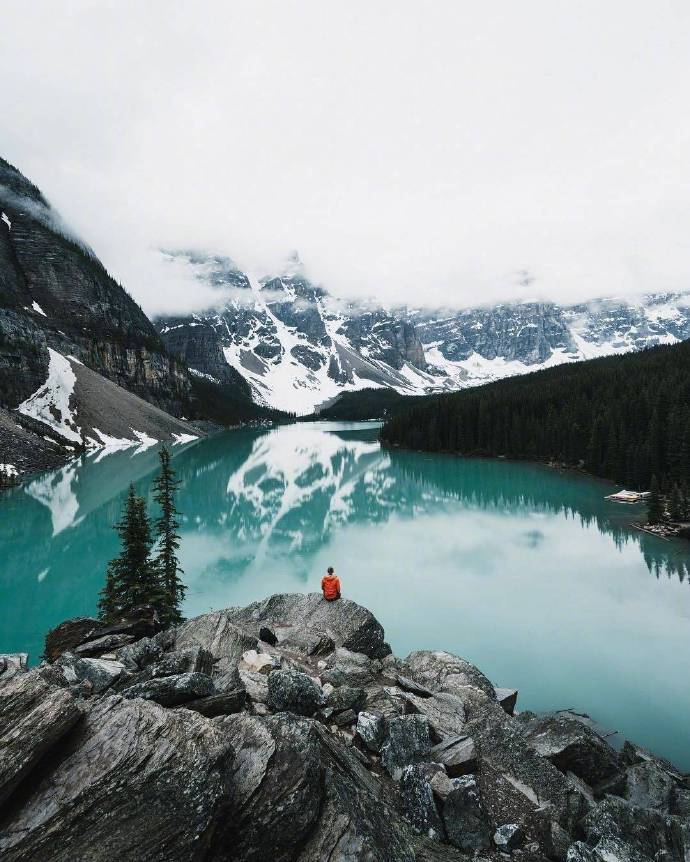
0, 156, 190, 414
156, 249, 690, 415
2, 593, 688, 861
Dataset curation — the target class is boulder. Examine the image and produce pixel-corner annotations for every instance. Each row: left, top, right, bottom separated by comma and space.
43, 616, 102, 661
321, 663, 375, 688
326, 685, 367, 714
623, 760, 677, 812
89, 606, 160, 642
442, 775, 492, 852
518, 713, 621, 787
494, 823, 524, 852
115, 635, 165, 671
278, 630, 335, 657
175, 612, 257, 687
430, 770, 456, 801
73, 633, 135, 656
380, 714, 432, 779
145, 647, 214, 679
428, 735, 477, 777
0, 694, 234, 861
217, 713, 419, 861
400, 764, 445, 839
356, 710, 387, 752
365, 684, 408, 719
0, 669, 82, 807
0, 653, 28, 684
181, 689, 246, 717
565, 843, 600, 861
333, 708, 358, 726
238, 649, 280, 675
495, 687, 519, 715
402, 691, 467, 741
579, 795, 688, 862
56, 653, 126, 693
465, 702, 589, 836
266, 670, 323, 717
395, 674, 434, 698
240, 670, 269, 703
404, 650, 497, 700
122, 672, 215, 706
222, 593, 390, 659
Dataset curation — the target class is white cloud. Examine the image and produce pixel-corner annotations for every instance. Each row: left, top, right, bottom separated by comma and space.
2, 1, 690, 314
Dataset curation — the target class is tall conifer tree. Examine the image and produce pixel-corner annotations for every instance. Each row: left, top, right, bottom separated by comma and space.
99, 485, 163, 621
153, 446, 185, 625
647, 475, 664, 525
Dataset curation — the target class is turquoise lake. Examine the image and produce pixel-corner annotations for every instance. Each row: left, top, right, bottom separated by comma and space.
1, 421, 689, 768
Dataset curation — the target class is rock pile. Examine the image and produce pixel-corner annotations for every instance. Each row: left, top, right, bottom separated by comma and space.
1, 593, 688, 861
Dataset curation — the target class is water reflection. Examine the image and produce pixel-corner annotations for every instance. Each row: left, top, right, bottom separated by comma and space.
1, 422, 689, 767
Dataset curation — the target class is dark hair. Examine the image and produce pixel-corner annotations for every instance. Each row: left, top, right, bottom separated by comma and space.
327, 566, 334, 574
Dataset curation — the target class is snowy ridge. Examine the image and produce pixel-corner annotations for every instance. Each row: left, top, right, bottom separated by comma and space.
157, 251, 690, 414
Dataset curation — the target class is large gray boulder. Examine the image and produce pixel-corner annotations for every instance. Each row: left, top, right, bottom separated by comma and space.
181, 690, 246, 718
0, 653, 28, 685
518, 713, 622, 787
0, 669, 82, 807
0, 695, 234, 861
579, 795, 688, 862
402, 691, 467, 741
122, 672, 214, 706
217, 712, 421, 862
356, 710, 387, 752
73, 633, 135, 657
441, 775, 492, 852
56, 653, 126, 693
380, 714, 432, 779
175, 612, 257, 690
221, 593, 390, 659
465, 699, 590, 838
266, 670, 323, 717
428, 735, 477, 777
404, 651, 496, 700
325, 685, 367, 714
400, 764, 445, 840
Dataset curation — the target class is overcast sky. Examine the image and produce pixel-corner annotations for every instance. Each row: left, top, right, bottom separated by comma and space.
2, 1, 690, 314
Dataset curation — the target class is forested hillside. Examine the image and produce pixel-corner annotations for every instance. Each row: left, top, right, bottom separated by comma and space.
380, 341, 690, 491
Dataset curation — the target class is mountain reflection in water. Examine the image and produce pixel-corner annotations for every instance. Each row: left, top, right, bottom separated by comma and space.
1, 421, 689, 768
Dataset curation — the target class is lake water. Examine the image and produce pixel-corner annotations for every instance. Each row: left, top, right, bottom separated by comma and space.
1, 421, 689, 768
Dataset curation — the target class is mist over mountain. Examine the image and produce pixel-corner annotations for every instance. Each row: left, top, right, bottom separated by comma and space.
155, 249, 690, 414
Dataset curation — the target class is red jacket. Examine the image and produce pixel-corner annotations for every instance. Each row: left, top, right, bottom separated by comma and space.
321, 574, 341, 601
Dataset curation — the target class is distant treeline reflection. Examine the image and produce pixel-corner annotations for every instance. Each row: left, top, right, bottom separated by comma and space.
390, 451, 690, 586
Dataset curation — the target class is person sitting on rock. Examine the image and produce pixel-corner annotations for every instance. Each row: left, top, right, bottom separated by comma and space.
321, 566, 341, 601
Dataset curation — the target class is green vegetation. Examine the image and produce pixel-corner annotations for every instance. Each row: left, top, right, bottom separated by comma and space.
99, 447, 187, 625
380, 341, 690, 495
187, 375, 292, 426
152, 446, 185, 625
310, 387, 425, 421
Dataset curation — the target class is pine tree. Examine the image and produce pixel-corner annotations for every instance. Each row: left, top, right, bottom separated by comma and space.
99, 485, 163, 622
668, 484, 683, 522
647, 475, 664, 525
153, 446, 186, 625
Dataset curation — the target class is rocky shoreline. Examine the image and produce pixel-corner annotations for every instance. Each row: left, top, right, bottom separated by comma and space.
1, 593, 688, 861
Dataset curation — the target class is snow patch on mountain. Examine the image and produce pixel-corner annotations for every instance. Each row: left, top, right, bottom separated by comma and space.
155, 250, 690, 413
18, 348, 81, 443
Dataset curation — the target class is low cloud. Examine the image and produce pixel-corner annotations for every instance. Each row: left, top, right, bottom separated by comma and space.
2, 2, 690, 316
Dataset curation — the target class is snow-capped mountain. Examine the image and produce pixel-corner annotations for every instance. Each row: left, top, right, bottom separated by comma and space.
156, 250, 690, 415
